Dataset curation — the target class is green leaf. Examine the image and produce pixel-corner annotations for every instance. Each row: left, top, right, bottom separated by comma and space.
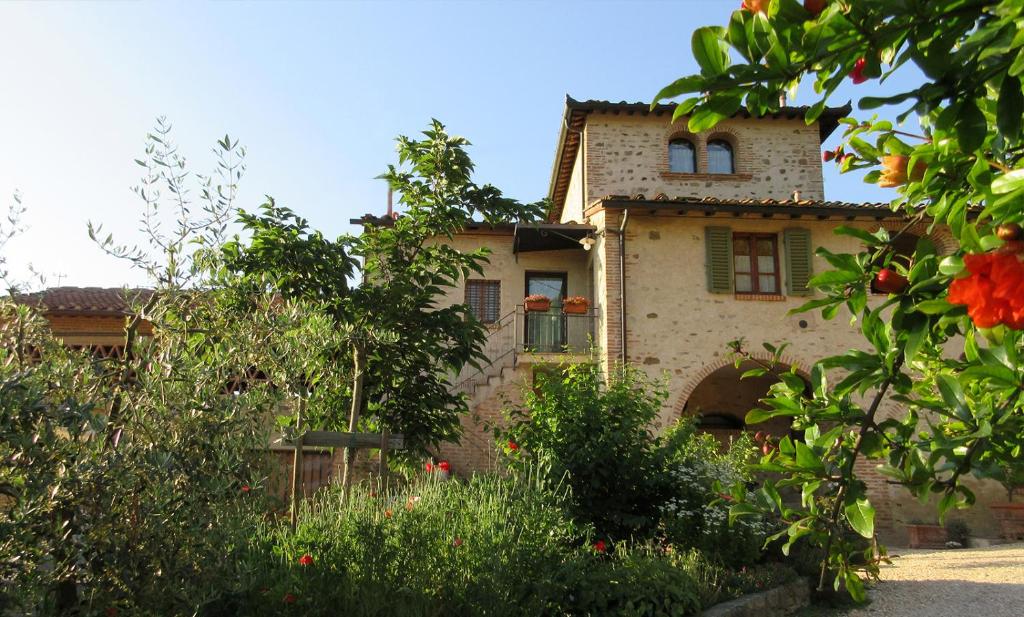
691, 26, 730, 77
992, 168, 1024, 194
653, 76, 704, 105
936, 374, 969, 421
795, 441, 825, 473
955, 99, 987, 152
998, 75, 1023, 142
844, 496, 876, 538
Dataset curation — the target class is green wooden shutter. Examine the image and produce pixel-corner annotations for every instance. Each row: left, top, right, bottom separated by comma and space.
705, 226, 734, 293
784, 228, 813, 296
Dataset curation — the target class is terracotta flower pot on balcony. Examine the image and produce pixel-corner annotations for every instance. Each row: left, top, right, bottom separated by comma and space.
905, 523, 947, 549
562, 296, 589, 314
524, 295, 551, 313
989, 502, 1024, 541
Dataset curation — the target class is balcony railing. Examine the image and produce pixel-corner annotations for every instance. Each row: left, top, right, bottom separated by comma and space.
515, 305, 598, 354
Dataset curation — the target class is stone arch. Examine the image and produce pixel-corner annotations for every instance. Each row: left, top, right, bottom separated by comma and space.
674, 354, 812, 443
665, 129, 701, 174
878, 220, 957, 256
705, 128, 741, 174
673, 352, 812, 415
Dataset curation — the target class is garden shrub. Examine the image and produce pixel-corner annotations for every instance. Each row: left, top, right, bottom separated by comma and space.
660, 424, 771, 568
500, 363, 675, 541
501, 363, 771, 567
215, 473, 718, 617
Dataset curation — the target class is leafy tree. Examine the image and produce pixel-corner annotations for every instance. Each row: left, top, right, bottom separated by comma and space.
221, 121, 545, 476
655, 0, 1024, 600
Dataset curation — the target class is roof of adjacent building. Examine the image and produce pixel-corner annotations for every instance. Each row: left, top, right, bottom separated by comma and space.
547, 95, 854, 223
14, 287, 152, 316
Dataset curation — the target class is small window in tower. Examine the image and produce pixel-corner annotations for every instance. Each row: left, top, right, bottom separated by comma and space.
707, 139, 735, 174
668, 138, 696, 173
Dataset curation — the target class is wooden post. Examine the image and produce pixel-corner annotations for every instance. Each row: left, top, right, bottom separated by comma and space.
289, 398, 305, 528
378, 427, 390, 488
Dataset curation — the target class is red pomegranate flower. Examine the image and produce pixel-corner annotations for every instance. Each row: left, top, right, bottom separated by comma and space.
948, 251, 1024, 329
298, 554, 313, 566
849, 58, 868, 84
742, 0, 768, 13
283, 593, 297, 604
438, 460, 451, 473
593, 539, 607, 553
507, 440, 519, 452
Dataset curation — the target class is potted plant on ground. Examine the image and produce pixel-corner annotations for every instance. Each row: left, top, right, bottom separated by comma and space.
905, 519, 947, 549
562, 296, 589, 315
524, 294, 551, 312
986, 461, 1024, 541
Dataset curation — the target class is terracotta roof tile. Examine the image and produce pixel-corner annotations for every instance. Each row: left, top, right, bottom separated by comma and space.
14, 287, 152, 315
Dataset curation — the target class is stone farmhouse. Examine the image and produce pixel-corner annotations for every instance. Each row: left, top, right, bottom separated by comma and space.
422, 96, 1005, 544
16, 97, 1009, 543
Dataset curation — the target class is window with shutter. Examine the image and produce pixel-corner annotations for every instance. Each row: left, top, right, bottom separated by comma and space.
465, 280, 500, 323
784, 228, 813, 296
705, 227, 734, 293
733, 233, 780, 294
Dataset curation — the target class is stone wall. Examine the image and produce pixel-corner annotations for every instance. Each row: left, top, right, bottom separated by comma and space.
700, 579, 810, 617
559, 113, 825, 224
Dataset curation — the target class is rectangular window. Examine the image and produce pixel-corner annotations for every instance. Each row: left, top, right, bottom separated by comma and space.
465, 280, 500, 323
733, 234, 779, 294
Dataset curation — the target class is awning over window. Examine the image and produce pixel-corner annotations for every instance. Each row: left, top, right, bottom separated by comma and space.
513, 223, 596, 253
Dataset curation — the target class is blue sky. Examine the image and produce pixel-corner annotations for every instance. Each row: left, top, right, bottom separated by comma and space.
0, 1, 913, 288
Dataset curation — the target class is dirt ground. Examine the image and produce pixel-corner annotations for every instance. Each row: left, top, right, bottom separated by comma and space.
842, 543, 1024, 617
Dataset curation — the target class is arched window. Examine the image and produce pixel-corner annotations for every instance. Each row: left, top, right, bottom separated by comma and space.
707, 139, 734, 174
668, 138, 696, 173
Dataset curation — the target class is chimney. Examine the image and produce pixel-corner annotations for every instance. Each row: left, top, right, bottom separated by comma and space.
387, 188, 394, 219
779, 92, 787, 107
792, 189, 802, 201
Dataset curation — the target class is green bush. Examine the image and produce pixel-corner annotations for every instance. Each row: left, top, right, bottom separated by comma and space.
215, 473, 717, 617
500, 363, 771, 567
500, 364, 675, 541
660, 424, 771, 568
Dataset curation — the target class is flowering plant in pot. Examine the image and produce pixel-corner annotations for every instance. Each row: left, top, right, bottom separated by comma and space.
562, 296, 589, 315
524, 294, 551, 312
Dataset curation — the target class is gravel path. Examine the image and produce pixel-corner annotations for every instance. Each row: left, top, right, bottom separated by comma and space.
846, 543, 1024, 617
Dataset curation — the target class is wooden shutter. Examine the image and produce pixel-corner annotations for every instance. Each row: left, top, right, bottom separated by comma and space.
784, 228, 813, 296
465, 280, 500, 323
705, 226, 734, 293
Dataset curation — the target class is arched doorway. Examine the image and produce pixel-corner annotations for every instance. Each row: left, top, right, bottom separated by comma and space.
682, 361, 806, 444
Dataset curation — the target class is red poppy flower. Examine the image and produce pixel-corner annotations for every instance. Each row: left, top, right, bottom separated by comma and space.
298, 554, 313, 566
453, 537, 463, 547
849, 58, 868, 84
240, 485, 251, 493
507, 440, 519, 452
425, 462, 433, 473
593, 539, 607, 553
283, 593, 297, 604
384, 508, 393, 519
438, 460, 451, 473
948, 252, 1024, 329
